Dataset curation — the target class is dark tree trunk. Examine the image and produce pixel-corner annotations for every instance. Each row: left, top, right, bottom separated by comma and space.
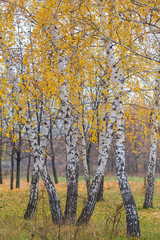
97, 176, 104, 202
135, 159, 138, 174
16, 151, 21, 188
0, 109, 3, 184
51, 154, 58, 184
135, 141, 139, 174
0, 155, 2, 184
24, 165, 40, 219
50, 118, 58, 183
111, 159, 114, 173
10, 146, 15, 190
86, 141, 92, 176
27, 141, 31, 183
0, 126, 2, 184
27, 153, 31, 183
16, 127, 22, 188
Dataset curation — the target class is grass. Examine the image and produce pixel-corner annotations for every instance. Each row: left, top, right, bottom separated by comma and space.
0, 177, 160, 239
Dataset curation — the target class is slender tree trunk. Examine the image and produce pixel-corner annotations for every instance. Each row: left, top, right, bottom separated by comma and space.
51, 154, 58, 184
86, 142, 92, 176
0, 114, 2, 184
76, 102, 116, 225
115, 102, 140, 237
10, 146, 15, 190
98, 0, 140, 231
25, 160, 64, 223
24, 165, 40, 219
135, 159, 138, 174
24, 114, 64, 223
40, 164, 63, 224
16, 127, 22, 188
50, 118, 58, 184
81, 131, 90, 196
143, 61, 159, 208
111, 158, 114, 173
16, 151, 21, 188
143, 115, 158, 208
27, 153, 31, 183
27, 141, 31, 183
0, 153, 2, 184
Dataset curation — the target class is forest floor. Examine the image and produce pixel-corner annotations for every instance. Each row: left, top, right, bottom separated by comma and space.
0, 177, 160, 240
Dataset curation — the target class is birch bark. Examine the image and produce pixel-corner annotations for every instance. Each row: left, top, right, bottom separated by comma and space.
106, 41, 140, 236
58, 7, 80, 221
49, 117, 58, 184
24, 114, 64, 223
60, 83, 79, 223
143, 59, 159, 209
77, 100, 116, 224
115, 91, 140, 237
96, 1, 140, 236
81, 130, 90, 196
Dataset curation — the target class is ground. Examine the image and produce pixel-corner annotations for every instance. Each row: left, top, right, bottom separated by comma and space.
0, 177, 160, 239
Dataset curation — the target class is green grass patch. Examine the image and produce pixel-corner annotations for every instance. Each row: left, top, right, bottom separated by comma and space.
1, 179, 160, 239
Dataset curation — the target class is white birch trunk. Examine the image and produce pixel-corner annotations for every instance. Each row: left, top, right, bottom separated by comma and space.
143, 116, 158, 208
105, 37, 140, 238
77, 102, 117, 224
115, 97, 140, 237
24, 121, 41, 219
81, 131, 90, 196
24, 114, 64, 224
82, 2, 140, 236
60, 84, 79, 223
24, 164, 39, 219
143, 62, 159, 208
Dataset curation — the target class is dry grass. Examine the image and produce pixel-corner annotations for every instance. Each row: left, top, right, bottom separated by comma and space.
0, 178, 160, 239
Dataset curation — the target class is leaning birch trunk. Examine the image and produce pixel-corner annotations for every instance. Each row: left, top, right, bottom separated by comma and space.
77, 101, 116, 225
143, 62, 159, 208
24, 115, 64, 224
97, 1, 140, 236
106, 40, 140, 238
24, 164, 39, 219
40, 164, 64, 224
115, 97, 140, 237
24, 122, 40, 219
39, 115, 63, 224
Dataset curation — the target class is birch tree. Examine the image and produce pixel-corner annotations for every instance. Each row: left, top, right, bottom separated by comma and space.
143, 49, 160, 208
1, 1, 160, 238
